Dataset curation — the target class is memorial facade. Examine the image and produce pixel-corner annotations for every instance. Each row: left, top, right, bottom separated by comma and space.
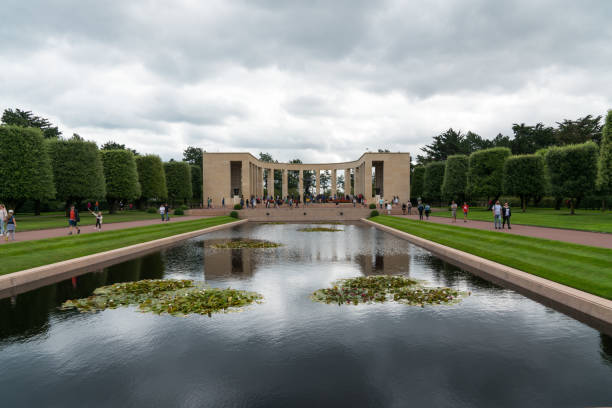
202, 152, 411, 205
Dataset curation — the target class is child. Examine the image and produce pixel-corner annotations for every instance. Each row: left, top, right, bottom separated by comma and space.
90, 210, 103, 231
5, 210, 16, 241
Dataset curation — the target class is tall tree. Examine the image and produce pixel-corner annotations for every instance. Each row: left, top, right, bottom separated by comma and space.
423, 161, 445, 203
467, 147, 511, 203
441, 155, 468, 202
135, 154, 167, 207
0, 126, 55, 209
258, 152, 276, 163
1, 108, 62, 139
502, 155, 546, 211
183, 146, 203, 169
190, 164, 203, 206
411, 166, 425, 200
48, 135, 106, 211
545, 142, 599, 214
510, 123, 556, 154
164, 161, 192, 206
101, 141, 139, 155
101, 150, 141, 213
596, 110, 612, 207
555, 115, 603, 146
418, 128, 466, 164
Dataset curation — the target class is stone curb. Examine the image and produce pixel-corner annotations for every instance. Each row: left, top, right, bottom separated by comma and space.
361, 218, 612, 328
0, 219, 247, 297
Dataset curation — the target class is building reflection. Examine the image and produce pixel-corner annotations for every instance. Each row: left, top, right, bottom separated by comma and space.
203, 245, 257, 279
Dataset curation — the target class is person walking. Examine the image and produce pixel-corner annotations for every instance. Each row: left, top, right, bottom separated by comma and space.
402, 202, 407, 215
450, 200, 458, 223
353, 197, 356, 207
417, 202, 424, 220
462, 202, 469, 222
94, 201, 99, 212
164, 203, 170, 221
159, 204, 166, 221
386, 202, 392, 215
424, 203, 431, 220
492, 200, 502, 229
222, 197, 225, 208
68, 205, 80, 235
5, 210, 16, 241
502, 202, 512, 229
407, 201, 412, 215
0, 204, 7, 238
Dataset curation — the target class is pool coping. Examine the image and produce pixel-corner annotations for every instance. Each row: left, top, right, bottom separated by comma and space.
361, 218, 612, 331
0, 219, 248, 298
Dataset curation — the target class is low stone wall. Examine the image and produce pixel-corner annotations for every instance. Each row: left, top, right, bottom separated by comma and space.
236, 207, 371, 221
0, 219, 247, 299
361, 218, 612, 335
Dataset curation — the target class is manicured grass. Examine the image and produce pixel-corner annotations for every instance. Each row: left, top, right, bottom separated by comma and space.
12, 211, 183, 232
0, 216, 236, 275
431, 207, 612, 233
371, 215, 612, 300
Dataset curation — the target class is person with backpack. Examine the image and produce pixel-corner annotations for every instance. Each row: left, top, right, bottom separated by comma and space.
417, 202, 424, 220
424, 203, 431, 220
68, 205, 80, 235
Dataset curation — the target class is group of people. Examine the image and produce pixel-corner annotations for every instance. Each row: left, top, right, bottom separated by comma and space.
159, 203, 171, 221
0, 204, 16, 241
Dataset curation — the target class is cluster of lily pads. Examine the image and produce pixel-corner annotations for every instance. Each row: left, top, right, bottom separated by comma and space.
298, 227, 343, 232
311, 275, 469, 307
61, 279, 263, 317
210, 239, 282, 249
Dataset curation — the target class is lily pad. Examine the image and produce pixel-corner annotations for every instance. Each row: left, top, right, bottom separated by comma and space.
61, 279, 263, 316
210, 239, 282, 249
298, 227, 343, 232
311, 275, 469, 307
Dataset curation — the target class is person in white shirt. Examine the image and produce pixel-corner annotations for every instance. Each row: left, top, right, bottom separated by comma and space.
0, 204, 7, 237
386, 202, 392, 215
159, 204, 166, 222
492, 200, 502, 229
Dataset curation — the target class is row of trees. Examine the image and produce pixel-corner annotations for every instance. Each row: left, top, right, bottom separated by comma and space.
0, 109, 204, 213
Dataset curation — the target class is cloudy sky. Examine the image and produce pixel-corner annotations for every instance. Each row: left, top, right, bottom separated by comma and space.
2, 0, 611, 163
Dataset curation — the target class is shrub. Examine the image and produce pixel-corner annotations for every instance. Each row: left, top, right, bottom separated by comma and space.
369, 203, 376, 209
179, 204, 189, 211
229, 211, 239, 219
135, 155, 167, 202
598, 109, 612, 196
502, 154, 545, 211
234, 204, 243, 210
164, 161, 192, 206
423, 161, 446, 202
146, 207, 157, 214
101, 150, 141, 213
441, 155, 468, 201
411, 166, 425, 199
370, 210, 379, 217
173, 209, 184, 215
467, 147, 511, 200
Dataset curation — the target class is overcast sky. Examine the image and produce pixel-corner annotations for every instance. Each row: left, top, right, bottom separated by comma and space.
2, 0, 611, 163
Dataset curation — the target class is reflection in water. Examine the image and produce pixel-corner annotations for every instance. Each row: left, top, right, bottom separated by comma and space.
602, 333, 612, 366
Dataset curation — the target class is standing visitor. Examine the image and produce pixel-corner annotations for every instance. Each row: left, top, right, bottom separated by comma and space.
492, 200, 502, 229
424, 203, 431, 220
386, 202, 392, 215
68, 205, 80, 235
5, 210, 16, 241
352, 197, 356, 207
450, 201, 458, 223
417, 202, 424, 220
502, 202, 512, 229
402, 202, 407, 215
90, 209, 103, 231
164, 203, 170, 221
407, 201, 412, 215
222, 197, 225, 208
207, 197, 210, 208
94, 201, 99, 211
0, 204, 7, 237
379, 198, 384, 209
462, 202, 469, 222
159, 204, 165, 221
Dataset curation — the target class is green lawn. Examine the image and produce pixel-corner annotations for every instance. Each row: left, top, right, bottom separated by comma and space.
0, 216, 236, 275
371, 215, 612, 300
431, 207, 612, 233
11, 210, 184, 232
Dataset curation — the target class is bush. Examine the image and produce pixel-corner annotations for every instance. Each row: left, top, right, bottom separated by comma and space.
135, 155, 167, 202
369, 203, 376, 209
179, 204, 189, 211
146, 207, 157, 214
442, 155, 468, 201
164, 161, 192, 206
173, 209, 184, 216
411, 166, 425, 200
502, 154, 545, 211
229, 211, 239, 219
467, 147, 511, 199
101, 150, 141, 213
370, 210, 379, 217
234, 204, 243, 210
423, 161, 446, 202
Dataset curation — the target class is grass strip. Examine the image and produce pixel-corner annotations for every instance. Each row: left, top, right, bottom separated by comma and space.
0, 216, 236, 275
370, 215, 612, 300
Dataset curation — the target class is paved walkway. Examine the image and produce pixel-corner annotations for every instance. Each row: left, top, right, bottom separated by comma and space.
394, 213, 612, 249
0, 215, 211, 244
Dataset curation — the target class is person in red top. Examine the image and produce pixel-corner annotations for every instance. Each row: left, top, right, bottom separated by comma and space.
68, 205, 81, 235
462, 202, 469, 223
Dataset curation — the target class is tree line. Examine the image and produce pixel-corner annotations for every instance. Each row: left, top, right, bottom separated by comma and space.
411, 110, 612, 213
0, 109, 204, 213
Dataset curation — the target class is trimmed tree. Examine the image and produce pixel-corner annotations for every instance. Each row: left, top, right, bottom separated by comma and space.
48, 136, 106, 211
411, 166, 425, 200
0, 125, 55, 209
101, 150, 141, 213
135, 154, 167, 207
597, 110, 612, 209
164, 161, 192, 206
441, 154, 468, 202
467, 147, 511, 204
545, 142, 599, 214
502, 154, 545, 212
190, 164, 202, 206
423, 161, 445, 203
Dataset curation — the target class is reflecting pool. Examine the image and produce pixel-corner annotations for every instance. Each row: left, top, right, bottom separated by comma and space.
1, 223, 611, 407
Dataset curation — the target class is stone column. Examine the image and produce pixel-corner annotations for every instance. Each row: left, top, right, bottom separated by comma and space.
282, 168, 288, 199
344, 169, 350, 196
258, 166, 263, 197
364, 159, 372, 200
298, 169, 304, 199
315, 169, 320, 196
266, 168, 274, 198
241, 160, 250, 199
331, 169, 337, 198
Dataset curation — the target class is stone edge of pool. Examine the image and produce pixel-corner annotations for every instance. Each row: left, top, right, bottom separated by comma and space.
0, 219, 248, 298
361, 218, 612, 330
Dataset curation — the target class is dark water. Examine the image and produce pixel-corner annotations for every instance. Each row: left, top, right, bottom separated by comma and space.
1, 223, 611, 407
